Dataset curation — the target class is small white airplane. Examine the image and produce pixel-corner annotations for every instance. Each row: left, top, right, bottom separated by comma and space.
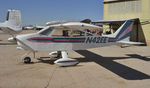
0, 9, 22, 42
24, 25, 45, 30
16, 19, 143, 66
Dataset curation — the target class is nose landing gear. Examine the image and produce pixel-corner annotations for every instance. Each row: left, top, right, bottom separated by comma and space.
24, 57, 31, 63
22, 51, 35, 64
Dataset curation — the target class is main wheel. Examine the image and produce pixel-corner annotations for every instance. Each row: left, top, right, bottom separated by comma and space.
24, 57, 31, 64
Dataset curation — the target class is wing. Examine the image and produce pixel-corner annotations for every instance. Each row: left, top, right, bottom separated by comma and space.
38, 22, 103, 36
52, 22, 103, 30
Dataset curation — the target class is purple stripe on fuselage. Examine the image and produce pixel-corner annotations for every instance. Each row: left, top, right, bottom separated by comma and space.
54, 39, 85, 42
108, 38, 116, 42
27, 37, 53, 43
27, 37, 85, 43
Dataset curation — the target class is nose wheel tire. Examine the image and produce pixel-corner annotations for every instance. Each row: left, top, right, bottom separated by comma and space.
24, 57, 31, 64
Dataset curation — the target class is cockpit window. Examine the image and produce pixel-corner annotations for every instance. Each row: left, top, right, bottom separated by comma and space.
71, 30, 93, 37
39, 27, 54, 36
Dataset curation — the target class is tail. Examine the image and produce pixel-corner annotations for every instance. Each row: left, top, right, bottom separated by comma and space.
112, 20, 134, 41
6, 9, 22, 32
0, 9, 22, 34
105, 20, 144, 45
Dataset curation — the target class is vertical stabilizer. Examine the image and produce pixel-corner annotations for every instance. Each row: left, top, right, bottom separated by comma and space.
109, 20, 144, 44
114, 20, 134, 41
104, 20, 134, 42
7, 9, 22, 30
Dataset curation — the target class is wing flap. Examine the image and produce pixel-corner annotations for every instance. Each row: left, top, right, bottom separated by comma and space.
117, 41, 145, 45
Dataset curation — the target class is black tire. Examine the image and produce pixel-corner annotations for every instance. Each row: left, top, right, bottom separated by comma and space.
24, 57, 31, 64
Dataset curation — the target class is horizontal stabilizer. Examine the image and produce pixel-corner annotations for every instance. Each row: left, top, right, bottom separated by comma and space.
117, 41, 144, 45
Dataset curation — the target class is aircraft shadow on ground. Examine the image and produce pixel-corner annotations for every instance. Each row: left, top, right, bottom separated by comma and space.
75, 50, 150, 80
37, 57, 55, 64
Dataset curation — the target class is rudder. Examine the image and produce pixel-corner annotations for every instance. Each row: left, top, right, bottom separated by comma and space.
114, 20, 134, 41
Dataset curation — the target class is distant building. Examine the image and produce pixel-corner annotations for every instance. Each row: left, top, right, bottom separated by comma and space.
103, 0, 150, 45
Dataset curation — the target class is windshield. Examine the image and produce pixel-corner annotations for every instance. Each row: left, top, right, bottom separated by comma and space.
39, 27, 54, 36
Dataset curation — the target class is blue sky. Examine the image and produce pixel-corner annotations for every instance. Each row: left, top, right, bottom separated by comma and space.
0, 0, 103, 25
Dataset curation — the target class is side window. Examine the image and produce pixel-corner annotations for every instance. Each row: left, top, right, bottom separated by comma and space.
70, 29, 94, 37
40, 27, 54, 36
51, 29, 63, 37
51, 30, 84, 37
71, 30, 85, 37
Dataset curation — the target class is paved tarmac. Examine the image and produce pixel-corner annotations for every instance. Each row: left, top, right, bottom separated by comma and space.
0, 30, 150, 88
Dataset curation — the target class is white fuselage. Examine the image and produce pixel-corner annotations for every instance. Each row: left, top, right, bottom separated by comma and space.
16, 33, 116, 51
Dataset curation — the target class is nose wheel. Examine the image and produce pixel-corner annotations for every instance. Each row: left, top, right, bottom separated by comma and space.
24, 57, 31, 63
21, 51, 36, 64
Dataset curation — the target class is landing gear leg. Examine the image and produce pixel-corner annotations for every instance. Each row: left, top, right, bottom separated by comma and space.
56, 51, 62, 58
33, 51, 36, 59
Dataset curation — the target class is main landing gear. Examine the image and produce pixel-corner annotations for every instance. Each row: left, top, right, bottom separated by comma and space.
49, 51, 79, 66
22, 51, 79, 66
54, 51, 79, 67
